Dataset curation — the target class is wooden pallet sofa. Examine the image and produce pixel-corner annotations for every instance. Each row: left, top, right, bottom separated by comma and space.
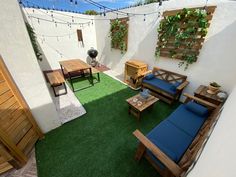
133, 93, 220, 177
141, 67, 189, 104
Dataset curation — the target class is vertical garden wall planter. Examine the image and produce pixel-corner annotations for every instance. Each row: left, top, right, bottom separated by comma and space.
109, 17, 129, 53
156, 6, 216, 70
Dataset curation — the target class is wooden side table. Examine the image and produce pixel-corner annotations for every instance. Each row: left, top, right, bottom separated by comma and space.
126, 94, 159, 121
194, 85, 225, 106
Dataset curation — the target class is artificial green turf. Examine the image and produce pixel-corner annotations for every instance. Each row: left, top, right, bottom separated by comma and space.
36, 73, 180, 177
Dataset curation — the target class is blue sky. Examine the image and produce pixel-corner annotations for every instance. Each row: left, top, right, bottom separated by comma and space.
22, 0, 138, 13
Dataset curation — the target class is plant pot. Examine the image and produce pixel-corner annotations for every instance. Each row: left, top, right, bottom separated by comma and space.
207, 85, 220, 94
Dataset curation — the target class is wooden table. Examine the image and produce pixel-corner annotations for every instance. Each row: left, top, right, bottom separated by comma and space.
126, 94, 159, 120
47, 71, 67, 97
194, 85, 225, 105
59, 59, 93, 92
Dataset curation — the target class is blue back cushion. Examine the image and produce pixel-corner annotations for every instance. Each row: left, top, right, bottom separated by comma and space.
186, 101, 209, 117
144, 73, 155, 80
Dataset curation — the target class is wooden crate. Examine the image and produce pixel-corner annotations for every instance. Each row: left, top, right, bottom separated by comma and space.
124, 60, 148, 89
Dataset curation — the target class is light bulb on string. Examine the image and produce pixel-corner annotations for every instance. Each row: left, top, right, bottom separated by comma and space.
75, 0, 78, 5
143, 14, 146, 21
72, 16, 74, 23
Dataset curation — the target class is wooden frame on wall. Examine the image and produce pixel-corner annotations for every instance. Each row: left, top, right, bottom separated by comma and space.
158, 6, 216, 61
110, 17, 129, 51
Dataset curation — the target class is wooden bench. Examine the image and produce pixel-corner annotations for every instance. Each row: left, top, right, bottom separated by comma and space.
142, 67, 189, 104
47, 71, 67, 97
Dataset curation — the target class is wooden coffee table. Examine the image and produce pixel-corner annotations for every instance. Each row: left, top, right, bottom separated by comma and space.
126, 94, 159, 120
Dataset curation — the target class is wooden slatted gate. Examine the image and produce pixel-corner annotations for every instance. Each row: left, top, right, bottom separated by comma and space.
0, 56, 43, 174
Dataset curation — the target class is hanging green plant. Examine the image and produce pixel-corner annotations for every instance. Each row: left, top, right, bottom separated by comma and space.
156, 8, 209, 70
25, 22, 42, 61
109, 19, 128, 53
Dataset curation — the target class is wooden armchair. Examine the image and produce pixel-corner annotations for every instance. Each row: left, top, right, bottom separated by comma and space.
133, 94, 220, 177
142, 67, 189, 104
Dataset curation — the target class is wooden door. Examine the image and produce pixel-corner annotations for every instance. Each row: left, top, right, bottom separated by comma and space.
0, 56, 43, 174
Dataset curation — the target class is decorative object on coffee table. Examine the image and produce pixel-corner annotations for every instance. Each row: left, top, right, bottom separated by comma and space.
140, 89, 150, 99
126, 94, 159, 121
194, 85, 226, 106
207, 82, 221, 94
124, 59, 151, 89
87, 47, 98, 67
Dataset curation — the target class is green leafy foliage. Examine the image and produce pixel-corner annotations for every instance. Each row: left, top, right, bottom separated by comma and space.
84, 10, 98, 15
109, 19, 128, 53
25, 22, 42, 61
156, 8, 208, 70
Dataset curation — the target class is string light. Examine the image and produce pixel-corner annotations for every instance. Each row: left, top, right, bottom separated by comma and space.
20, 0, 162, 18
143, 14, 146, 21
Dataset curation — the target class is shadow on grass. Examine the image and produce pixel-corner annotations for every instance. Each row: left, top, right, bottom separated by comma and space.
36, 74, 180, 177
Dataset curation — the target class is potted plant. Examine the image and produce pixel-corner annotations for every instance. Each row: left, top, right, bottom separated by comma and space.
207, 82, 221, 94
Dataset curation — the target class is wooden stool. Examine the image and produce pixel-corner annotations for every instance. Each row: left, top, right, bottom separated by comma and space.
47, 71, 67, 97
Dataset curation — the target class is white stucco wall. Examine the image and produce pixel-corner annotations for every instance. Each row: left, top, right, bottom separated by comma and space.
0, 0, 61, 133
95, 0, 236, 95
187, 86, 236, 177
24, 8, 98, 70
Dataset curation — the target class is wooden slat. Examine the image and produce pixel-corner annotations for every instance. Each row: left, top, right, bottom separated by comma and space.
6, 114, 32, 144
0, 108, 24, 131
0, 90, 14, 105
0, 161, 13, 174
0, 96, 17, 111
0, 102, 20, 121
17, 128, 38, 155
0, 81, 9, 95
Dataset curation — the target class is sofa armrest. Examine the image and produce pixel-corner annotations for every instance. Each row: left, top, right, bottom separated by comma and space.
177, 81, 189, 91
183, 93, 218, 109
133, 130, 183, 177
141, 70, 152, 77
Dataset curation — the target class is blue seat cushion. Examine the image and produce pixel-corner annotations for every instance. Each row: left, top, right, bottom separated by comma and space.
142, 78, 177, 95
167, 104, 208, 138
170, 81, 182, 92
144, 73, 155, 80
186, 101, 209, 117
146, 120, 193, 164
